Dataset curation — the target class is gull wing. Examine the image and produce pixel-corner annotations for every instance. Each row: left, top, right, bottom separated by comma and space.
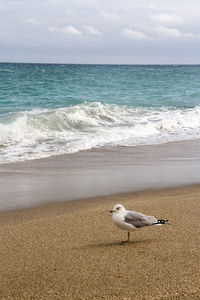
124, 211, 157, 228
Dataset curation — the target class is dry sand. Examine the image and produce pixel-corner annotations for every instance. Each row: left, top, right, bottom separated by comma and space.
1, 185, 200, 299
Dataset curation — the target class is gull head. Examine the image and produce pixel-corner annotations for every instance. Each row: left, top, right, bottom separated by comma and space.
110, 204, 125, 214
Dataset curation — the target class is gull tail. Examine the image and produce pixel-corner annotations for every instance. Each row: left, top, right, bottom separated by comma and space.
153, 219, 169, 225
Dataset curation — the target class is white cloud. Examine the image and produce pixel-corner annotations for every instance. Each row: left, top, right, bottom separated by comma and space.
83, 25, 101, 36
151, 14, 184, 25
185, 33, 193, 37
184, 33, 200, 39
62, 26, 82, 35
155, 26, 182, 37
121, 28, 152, 41
23, 18, 41, 25
101, 12, 120, 20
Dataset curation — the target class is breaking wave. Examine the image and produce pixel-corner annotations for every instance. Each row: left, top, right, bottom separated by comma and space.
0, 102, 200, 163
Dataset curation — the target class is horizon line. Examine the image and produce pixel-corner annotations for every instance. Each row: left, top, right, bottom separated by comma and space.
1, 61, 200, 66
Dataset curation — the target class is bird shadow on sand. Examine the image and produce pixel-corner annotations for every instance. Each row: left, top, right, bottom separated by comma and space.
72, 238, 153, 250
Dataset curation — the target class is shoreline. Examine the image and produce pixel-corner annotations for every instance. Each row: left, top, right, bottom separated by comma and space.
0, 183, 199, 224
1, 185, 200, 299
0, 183, 200, 225
0, 139, 200, 212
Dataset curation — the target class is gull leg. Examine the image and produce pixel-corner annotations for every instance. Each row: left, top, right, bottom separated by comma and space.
120, 231, 130, 245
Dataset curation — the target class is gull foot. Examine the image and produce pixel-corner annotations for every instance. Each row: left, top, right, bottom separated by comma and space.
119, 232, 130, 245
120, 240, 129, 245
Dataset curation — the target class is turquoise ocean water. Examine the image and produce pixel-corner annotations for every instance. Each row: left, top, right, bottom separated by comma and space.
0, 63, 200, 164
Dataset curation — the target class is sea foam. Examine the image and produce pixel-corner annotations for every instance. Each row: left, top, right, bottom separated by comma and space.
0, 102, 200, 163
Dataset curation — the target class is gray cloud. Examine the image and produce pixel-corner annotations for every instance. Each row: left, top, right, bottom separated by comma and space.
0, 0, 200, 63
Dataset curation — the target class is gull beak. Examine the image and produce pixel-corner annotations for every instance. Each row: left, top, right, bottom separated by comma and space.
110, 210, 115, 213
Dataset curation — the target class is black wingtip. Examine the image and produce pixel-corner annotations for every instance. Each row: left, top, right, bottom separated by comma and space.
153, 219, 169, 225
157, 219, 169, 224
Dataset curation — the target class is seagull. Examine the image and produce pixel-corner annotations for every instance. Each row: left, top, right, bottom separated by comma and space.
110, 204, 169, 245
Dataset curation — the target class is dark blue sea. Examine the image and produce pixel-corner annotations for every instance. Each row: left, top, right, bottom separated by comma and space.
0, 63, 200, 163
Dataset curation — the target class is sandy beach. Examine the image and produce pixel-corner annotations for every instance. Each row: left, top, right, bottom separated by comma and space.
1, 139, 200, 299
0, 185, 200, 299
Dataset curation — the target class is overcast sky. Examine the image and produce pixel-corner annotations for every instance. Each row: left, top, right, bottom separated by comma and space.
0, 0, 200, 64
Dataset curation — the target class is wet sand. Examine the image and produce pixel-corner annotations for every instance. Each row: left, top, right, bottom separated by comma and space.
1, 185, 200, 299
0, 139, 200, 211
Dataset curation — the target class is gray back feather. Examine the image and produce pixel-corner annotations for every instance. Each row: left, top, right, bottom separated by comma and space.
124, 211, 157, 228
